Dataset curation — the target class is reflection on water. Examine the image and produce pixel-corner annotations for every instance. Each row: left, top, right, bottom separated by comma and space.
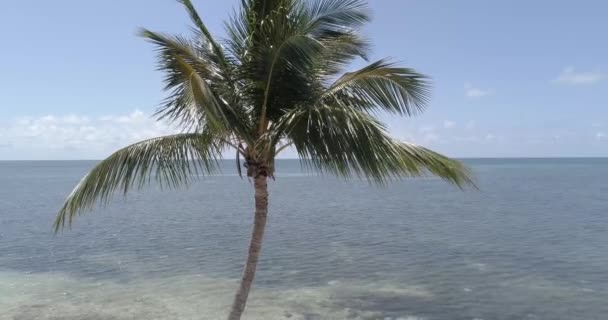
1, 159, 608, 319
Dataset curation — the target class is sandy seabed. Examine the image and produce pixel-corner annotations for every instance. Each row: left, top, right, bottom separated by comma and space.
1, 270, 429, 320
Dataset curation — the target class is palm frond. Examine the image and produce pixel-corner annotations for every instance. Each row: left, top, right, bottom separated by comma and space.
173, 53, 229, 131
227, 2, 325, 127
314, 32, 370, 79
306, 0, 370, 35
141, 30, 220, 129
393, 142, 475, 188
53, 133, 223, 232
226, 0, 371, 124
176, 0, 230, 69
142, 29, 254, 144
226, 0, 300, 59
273, 103, 473, 186
142, 30, 252, 137
323, 59, 431, 116
243, 0, 296, 19
258, 32, 324, 131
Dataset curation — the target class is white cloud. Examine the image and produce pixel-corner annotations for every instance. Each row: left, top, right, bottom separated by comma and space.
553, 67, 604, 85
0, 110, 177, 159
485, 133, 496, 141
465, 82, 495, 98
443, 120, 456, 129
597, 132, 606, 140
63, 115, 91, 124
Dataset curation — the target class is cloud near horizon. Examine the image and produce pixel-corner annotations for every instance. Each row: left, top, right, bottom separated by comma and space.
553, 67, 604, 85
1, 111, 607, 160
0, 110, 176, 160
464, 82, 495, 98
391, 120, 607, 158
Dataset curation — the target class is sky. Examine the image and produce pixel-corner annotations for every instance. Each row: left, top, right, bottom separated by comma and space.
0, 0, 606, 160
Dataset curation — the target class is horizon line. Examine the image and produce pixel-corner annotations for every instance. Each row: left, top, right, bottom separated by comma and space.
1, 156, 608, 162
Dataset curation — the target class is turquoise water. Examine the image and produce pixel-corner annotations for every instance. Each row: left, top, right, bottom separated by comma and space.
1, 159, 607, 319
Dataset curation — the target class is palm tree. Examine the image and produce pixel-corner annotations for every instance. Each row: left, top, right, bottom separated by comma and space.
54, 0, 474, 319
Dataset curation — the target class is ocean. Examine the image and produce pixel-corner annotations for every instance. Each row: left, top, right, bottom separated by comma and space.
1, 159, 607, 320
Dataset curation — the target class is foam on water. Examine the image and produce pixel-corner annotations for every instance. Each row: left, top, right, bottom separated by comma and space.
1, 271, 429, 320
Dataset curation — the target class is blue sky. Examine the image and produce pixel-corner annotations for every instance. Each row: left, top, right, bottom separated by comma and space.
1, 0, 606, 160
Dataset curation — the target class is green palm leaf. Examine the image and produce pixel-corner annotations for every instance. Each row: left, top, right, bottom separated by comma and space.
141, 30, 220, 129
324, 59, 431, 115
274, 103, 473, 186
53, 133, 222, 232
177, 0, 230, 70
306, 0, 370, 34
142, 30, 254, 144
141, 30, 225, 127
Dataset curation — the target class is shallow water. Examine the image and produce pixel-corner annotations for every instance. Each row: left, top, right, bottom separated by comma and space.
1, 159, 607, 319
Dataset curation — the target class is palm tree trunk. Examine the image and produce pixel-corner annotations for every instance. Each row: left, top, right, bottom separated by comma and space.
227, 171, 268, 320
